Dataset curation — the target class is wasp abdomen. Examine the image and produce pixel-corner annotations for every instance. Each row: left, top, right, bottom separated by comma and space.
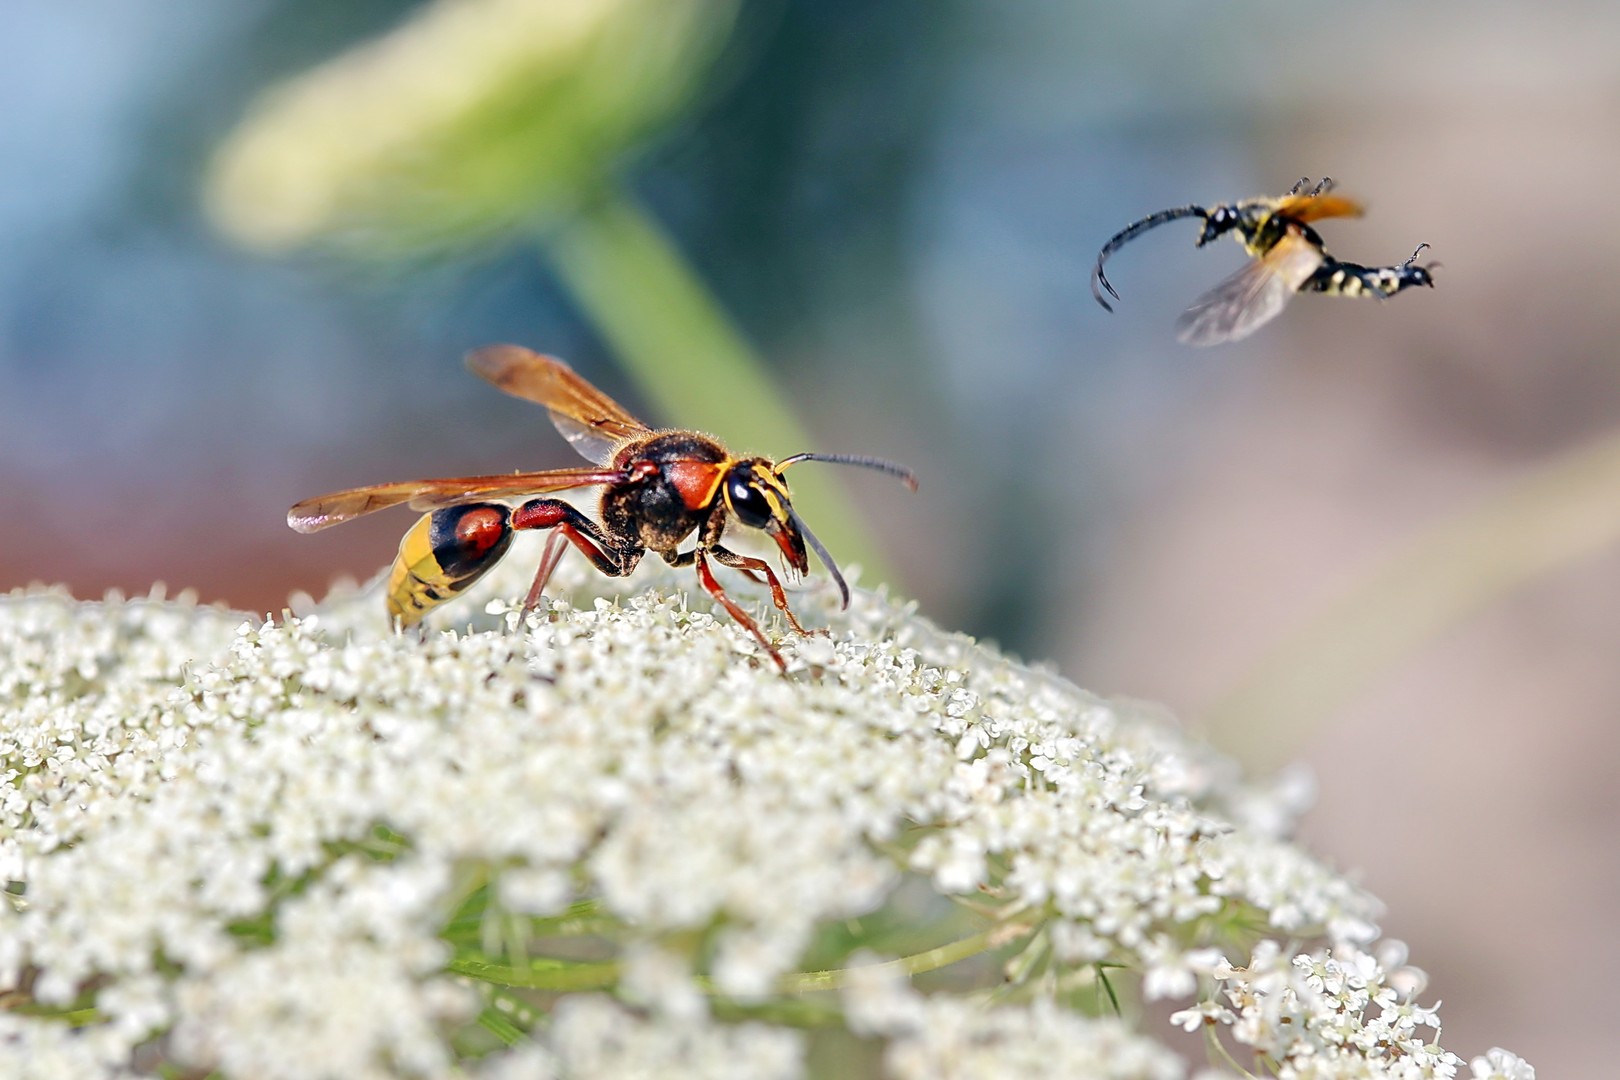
386, 503, 513, 627
1304, 256, 1434, 299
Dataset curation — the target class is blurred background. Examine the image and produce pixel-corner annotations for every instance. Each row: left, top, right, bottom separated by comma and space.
3, 0, 1616, 1072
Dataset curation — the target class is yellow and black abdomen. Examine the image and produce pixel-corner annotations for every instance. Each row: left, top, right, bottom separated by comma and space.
386, 503, 514, 627
1302, 251, 1434, 299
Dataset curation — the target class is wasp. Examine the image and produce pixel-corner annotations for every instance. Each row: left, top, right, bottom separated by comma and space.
288, 345, 916, 671
1090, 178, 1435, 346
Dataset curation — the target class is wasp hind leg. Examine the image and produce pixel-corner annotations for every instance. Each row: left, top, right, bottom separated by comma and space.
510, 499, 642, 617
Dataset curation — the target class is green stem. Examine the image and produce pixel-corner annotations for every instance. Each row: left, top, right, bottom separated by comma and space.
545, 185, 898, 591
447, 955, 619, 992
452, 925, 1009, 997
775, 926, 1005, 993
1206, 1023, 1259, 1078
1096, 965, 1121, 1016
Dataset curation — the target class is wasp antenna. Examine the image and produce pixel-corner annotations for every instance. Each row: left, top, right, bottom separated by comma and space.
786, 505, 850, 610
776, 453, 918, 491
1289, 177, 1310, 195
1090, 205, 1209, 312
1403, 242, 1431, 266
1309, 177, 1335, 197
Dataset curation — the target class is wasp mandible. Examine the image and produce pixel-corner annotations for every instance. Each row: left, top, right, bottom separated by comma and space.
1090, 178, 1436, 346
289, 345, 916, 671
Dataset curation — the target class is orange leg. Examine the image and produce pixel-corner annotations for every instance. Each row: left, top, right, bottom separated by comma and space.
709, 545, 813, 635
694, 550, 787, 673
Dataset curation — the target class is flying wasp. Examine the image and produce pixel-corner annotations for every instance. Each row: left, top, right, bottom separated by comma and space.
1090, 178, 1435, 346
288, 345, 916, 671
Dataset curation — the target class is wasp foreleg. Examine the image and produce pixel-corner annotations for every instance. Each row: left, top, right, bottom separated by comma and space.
709, 545, 815, 636
686, 549, 788, 672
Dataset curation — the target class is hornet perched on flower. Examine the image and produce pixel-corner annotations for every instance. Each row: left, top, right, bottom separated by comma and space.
289, 345, 916, 671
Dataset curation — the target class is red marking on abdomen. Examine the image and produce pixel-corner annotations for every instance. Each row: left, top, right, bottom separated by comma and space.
512, 501, 570, 531
456, 506, 511, 554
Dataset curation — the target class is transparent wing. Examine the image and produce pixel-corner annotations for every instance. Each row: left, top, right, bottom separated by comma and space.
1174, 231, 1325, 346
288, 467, 628, 533
466, 344, 649, 465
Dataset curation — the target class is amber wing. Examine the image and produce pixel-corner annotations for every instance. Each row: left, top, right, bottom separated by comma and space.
1272, 192, 1364, 224
288, 467, 629, 533
467, 344, 649, 466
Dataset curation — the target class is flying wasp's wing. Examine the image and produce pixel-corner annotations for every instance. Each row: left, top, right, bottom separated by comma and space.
1272, 192, 1363, 224
288, 468, 629, 533
1174, 229, 1325, 346
466, 344, 650, 465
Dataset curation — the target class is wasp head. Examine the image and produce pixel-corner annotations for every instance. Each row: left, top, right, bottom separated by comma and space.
722, 460, 810, 577
1197, 205, 1242, 247
726, 451, 919, 610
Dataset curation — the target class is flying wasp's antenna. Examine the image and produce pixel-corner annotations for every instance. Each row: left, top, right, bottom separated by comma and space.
1090, 205, 1209, 312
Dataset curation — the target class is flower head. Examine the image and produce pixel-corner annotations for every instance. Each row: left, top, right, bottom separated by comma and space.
0, 553, 1530, 1077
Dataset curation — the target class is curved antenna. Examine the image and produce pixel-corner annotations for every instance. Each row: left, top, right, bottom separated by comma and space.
786, 505, 850, 610
1090, 205, 1209, 312
775, 452, 918, 491
1402, 242, 1431, 267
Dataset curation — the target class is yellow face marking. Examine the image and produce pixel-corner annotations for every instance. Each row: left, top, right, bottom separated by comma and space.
755, 469, 795, 527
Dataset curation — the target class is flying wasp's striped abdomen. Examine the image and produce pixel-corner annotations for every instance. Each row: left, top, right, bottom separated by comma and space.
1303, 254, 1434, 299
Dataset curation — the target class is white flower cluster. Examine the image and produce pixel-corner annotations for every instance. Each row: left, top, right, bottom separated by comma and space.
478, 996, 805, 1080
842, 959, 1183, 1080
1170, 941, 1535, 1080
0, 550, 1531, 1078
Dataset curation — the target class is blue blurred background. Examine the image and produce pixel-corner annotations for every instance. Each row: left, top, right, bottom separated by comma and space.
5, 0, 1618, 1073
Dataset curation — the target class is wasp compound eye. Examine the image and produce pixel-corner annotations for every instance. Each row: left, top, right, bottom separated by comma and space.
727, 473, 773, 529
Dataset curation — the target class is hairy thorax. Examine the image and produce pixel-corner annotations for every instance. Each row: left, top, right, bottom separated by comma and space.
602, 431, 731, 553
